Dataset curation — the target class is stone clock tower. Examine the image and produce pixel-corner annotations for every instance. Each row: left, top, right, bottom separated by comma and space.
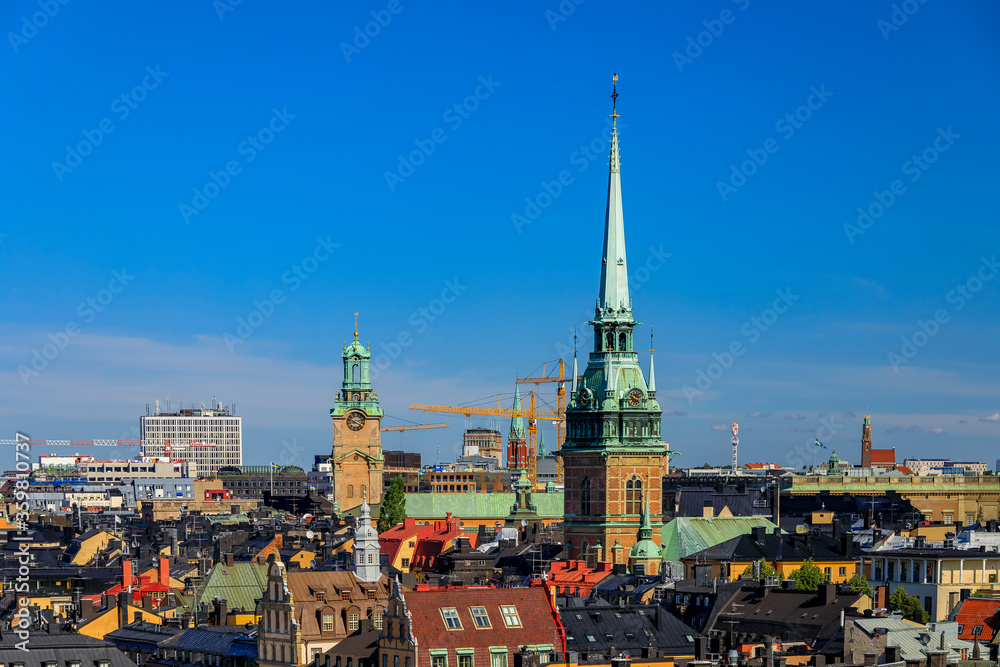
562, 79, 667, 565
330, 318, 384, 512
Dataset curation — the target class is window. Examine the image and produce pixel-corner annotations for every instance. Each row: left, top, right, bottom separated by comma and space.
431, 654, 447, 667
967, 514, 976, 526
374, 611, 383, 629
974, 626, 984, 636
323, 614, 334, 631
341, 591, 352, 601
499, 605, 521, 627
316, 591, 326, 602
958, 625, 966, 634
471, 606, 491, 628
587, 635, 598, 643
384, 657, 389, 667
490, 651, 508, 667
625, 477, 642, 514
367, 589, 377, 600
348, 485, 355, 498
458, 655, 474, 667
402, 558, 410, 568
824, 567, 832, 582
348, 613, 359, 631
580, 477, 591, 516
839, 566, 847, 576
441, 607, 463, 629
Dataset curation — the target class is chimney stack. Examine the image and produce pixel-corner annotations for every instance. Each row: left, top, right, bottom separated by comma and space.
702, 501, 714, 518
158, 556, 170, 586
117, 592, 129, 629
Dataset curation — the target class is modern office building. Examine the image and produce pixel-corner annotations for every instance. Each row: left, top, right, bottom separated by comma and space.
140, 404, 242, 474
462, 427, 502, 463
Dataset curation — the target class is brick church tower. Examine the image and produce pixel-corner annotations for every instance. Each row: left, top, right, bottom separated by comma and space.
562, 77, 668, 565
330, 316, 385, 511
861, 412, 872, 468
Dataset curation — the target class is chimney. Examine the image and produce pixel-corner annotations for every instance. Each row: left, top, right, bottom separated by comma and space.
703, 501, 714, 518
812, 655, 826, 667
117, 591, 129, 629
886, 646, 902, 663
752, 526, 767, 542
122, 559, 133, 588
695, 637, 708, 661
158, 556, 170, 586
832, 518, 842, 542
841, 534, 854, 558
172, 528, 179, 557
819, 583, 836, 606
863, 653, 878, 666
225, 553, 234, 567
904, 659, 923, 667
925, 651, 947, 667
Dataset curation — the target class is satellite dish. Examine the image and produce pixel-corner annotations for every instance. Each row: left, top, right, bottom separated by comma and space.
521, 519, 527, 527
303, 513, 313, 521
306, 530, 315, 540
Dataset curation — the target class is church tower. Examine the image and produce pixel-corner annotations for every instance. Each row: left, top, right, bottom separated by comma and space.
861, 413, 872, 468
352, 491, 382, 583
506, 384, 527, 470
330, 315, 385, 511
562, 76, 668, 563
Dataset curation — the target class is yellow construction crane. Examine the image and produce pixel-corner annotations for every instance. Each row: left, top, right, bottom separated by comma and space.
410, 392, 560, 489
516, 359, 583, 485
380, 423, 450, 433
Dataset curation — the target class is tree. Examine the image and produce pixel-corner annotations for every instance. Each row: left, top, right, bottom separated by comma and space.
787, 557, 824, 591
741, 558, 778, 582
847, 573, 873, 597
377, 476, 407, 533
888, 586, 929, 623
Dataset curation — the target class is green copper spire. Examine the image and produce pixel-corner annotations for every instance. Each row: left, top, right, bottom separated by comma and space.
629, 494, 658, 560
598, 73, 631, 322
538, 429, 547, 458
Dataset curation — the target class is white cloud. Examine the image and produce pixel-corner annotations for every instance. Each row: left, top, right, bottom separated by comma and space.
981, 412, 1000, 422
930, 428, 945, 435
783, 412, 806, 420
747, 411, 769, 418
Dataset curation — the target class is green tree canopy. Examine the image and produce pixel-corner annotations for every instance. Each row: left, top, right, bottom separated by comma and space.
741, 558, 778, 581
847, 573, 873, 597
377, 476, 407, 533
888, 586, 929, 623
787, 557, 824, 591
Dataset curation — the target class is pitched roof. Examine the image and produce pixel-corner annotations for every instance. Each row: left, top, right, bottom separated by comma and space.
0, 631, 140, 667
683, 529, 849, 564
953, 598, 1000, 641
404, 492, 563, 520
871, 449, 896, 464
405, 585, 560, 658
660, 516, 780, 563
716, 587, 863, 644
560, 602, 697, 656
189, 560, 269, 613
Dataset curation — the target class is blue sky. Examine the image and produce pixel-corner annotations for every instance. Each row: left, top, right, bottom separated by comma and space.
1, 1, 998, 470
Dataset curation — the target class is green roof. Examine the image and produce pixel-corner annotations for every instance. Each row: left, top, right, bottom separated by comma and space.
659, 516, 780, 563
185, 560, 269, 614
405, 491, 563, 520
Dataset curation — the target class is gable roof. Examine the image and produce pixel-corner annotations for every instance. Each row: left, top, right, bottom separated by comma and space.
188, 560, 268, 613
560, 602, 697, 656
871, 449, 896, 464
661, 516, 780, 563
953, 598, 1000, 642
405, 585, 560, 657
683, 529, 849, 564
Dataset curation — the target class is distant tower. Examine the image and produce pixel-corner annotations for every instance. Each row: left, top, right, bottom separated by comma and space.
861, 413, 872, 468
352, 491, 381, 583
506, 385, 527, 470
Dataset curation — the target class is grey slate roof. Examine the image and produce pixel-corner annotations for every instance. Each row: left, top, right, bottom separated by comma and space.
0, 630, 139, 667
559, 601, 698, 658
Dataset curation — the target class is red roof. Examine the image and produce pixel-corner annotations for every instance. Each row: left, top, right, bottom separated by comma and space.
405, 585, 561, 661
547, 560, 614, 596
953, 598, 1000, 641
870, 449, 896, 464
894, 465, 914, 475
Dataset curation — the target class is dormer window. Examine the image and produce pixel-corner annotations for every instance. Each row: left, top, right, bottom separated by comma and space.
341, 591, 351, 601
316, 591, 325, 602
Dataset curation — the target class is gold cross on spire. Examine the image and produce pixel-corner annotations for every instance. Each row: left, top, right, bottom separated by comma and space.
354, 312, 359, 339
610, 73, 619, 119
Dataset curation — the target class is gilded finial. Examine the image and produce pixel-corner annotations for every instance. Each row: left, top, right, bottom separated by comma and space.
354, 312, 359, 339
610, 73, 619, 119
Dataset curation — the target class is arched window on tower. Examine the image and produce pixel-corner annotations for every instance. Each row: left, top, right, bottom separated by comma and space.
606, 332, 615, 351
619, 332, 627, 350
347, 485, 355, 498
353, 364, 360, 383
581, 477, 591, 516
625, 477, 642, 514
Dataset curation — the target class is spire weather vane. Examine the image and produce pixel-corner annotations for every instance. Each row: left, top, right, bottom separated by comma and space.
610, 73, 619, 119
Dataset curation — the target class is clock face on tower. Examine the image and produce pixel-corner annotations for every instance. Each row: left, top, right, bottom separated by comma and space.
346, 411, 366, 431
627, 388, 643, 406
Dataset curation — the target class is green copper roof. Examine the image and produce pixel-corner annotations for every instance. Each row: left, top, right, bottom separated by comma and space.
405, 491, 563, 520
629, 496, 658, 560
659, 516, 780, 564
183, 560, 269, 614
509, 385, 525, 439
